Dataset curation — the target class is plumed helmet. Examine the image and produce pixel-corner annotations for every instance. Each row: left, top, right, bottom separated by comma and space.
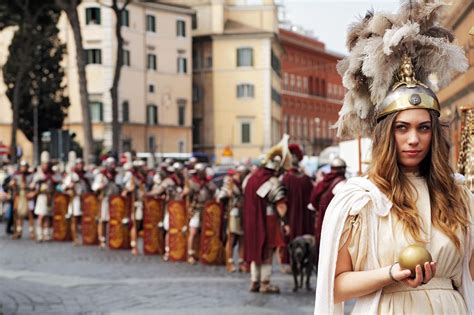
335, 2, 467, 138
262, 134, 291, 171
105, 157, 116, 168
19, 160, 29, 167
123, 162, 133, 171
236, 164, 248, 173
289, 143, 304, 165
166, 165, 176, 173
194, 163, 206, 172
40, 151, 50, 164
172, 162, 184, 171
330, 157, 346, 169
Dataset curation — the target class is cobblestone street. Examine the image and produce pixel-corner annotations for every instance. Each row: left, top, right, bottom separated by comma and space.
0, 223, 315, 315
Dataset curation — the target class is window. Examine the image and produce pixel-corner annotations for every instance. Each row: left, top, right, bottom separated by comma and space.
147, 54, 157, 70
176, 20, 186, 37
271, 50, 280, 76
192, 50, 200, 69
122, 139, 132, 152
193, 85, 202, 102
241, 122, 251, 144
271, 88, 281, 105
177, 57, 187, 74
86, 7, 101, 25
148, 84, 155, 93
90, 102, 103, 122
120, 9, 129, 27
237, 84, 254, 98
148, 136, 156, 152
123, 49, 130, 66
86, 49, 102, 64
178, 99, 186, 126
237, 48, 253, 67
178, 141, 185, 153
193, 118, 201, 145
121, 101, 129, 122
206, 56, 212, 68
192, 14, 197, 29
146, 15, 156, 32
146, 104, 158, 125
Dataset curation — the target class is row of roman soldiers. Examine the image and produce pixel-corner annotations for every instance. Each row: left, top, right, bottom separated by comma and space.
3, 151, 251, 272
4, 135, 338, 292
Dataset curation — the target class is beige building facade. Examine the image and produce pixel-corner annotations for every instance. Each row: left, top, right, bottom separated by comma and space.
166, 0, 282, 164
438, 0, 474, 165
0, 0, 194, 162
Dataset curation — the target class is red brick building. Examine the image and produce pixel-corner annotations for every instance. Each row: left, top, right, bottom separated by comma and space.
279, 28, 344, 156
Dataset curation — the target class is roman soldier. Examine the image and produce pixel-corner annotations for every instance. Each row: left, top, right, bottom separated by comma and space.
148, 162, 184, 260
309, 157, 347, 266
217, 164, 249, 272
10, 160, 34, 240
122, 159, 147, 255
243, 134, 291, 293
63, 158, 90, 245
92, 157, 120, 248
280, 144, 314, 265
184, 162, 217, 264
32, 152, 58, 242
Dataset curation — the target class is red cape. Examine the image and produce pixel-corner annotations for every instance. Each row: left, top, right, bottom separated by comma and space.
282, 168, 314, 239
243, 168, 275, 264
310, 171, 346, 242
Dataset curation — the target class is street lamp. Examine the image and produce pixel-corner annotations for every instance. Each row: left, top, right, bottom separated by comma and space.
32, 94, 39, 166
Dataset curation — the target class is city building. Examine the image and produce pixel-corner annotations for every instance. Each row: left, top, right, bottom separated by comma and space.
164, 0, 283, 164
0, 0, 194, 162
279, 27, 344, 156
438, 0, 473, 165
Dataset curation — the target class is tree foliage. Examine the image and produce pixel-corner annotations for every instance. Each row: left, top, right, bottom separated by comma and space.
2, 1, 69, 143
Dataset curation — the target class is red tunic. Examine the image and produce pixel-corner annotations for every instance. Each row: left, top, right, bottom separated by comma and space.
243, 168, 285, 264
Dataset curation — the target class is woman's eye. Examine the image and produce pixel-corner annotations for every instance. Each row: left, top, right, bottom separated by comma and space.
419, 125, 431, 131
395, 125, 406, 130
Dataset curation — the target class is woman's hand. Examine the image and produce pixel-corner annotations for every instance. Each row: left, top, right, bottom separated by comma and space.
391, 262, 437, 288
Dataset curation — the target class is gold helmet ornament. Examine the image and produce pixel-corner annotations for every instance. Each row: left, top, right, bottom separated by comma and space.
262, 134, 291, 171
377, 54, 440, 120
336, 1, 468, 137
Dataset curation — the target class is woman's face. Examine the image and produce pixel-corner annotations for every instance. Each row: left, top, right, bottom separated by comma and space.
394, 109, 432, 172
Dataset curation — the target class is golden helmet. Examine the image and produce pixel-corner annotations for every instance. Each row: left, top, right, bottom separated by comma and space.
262, 134, 291, 171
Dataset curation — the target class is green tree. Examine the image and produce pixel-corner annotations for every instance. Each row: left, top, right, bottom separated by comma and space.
2, 1, 69, 161
0, 0, 58, 163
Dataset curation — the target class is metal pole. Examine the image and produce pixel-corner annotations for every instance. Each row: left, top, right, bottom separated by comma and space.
33, 96, 39, 166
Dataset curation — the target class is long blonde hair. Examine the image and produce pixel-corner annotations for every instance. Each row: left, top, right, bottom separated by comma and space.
368, 110, 470, 249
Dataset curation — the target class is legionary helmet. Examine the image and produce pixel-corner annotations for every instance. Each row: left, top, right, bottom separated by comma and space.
262, 134, 291, 171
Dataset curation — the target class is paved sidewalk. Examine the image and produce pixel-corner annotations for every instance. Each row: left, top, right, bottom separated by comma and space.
0, 223, 316, 315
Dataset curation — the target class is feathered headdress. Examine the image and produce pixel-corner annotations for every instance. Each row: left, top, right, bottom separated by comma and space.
336, 1, 468, 137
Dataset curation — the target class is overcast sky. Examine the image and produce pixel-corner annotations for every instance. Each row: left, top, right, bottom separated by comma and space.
282, 0, 401, 55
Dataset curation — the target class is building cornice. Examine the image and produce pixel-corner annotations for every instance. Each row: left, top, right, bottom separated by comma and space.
136, 1, 195, 16
280, 32, 344, 59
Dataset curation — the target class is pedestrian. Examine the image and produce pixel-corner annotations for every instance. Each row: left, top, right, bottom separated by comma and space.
243, 134, 291, 294
315, 3, 473, 314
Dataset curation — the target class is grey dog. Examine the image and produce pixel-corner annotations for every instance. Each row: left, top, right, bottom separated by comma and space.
288, 234, 316, 292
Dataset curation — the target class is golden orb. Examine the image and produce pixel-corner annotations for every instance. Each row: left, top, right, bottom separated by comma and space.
399, 245, 433, 277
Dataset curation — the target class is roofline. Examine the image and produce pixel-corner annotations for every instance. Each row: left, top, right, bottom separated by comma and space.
137, 1, 195, 16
